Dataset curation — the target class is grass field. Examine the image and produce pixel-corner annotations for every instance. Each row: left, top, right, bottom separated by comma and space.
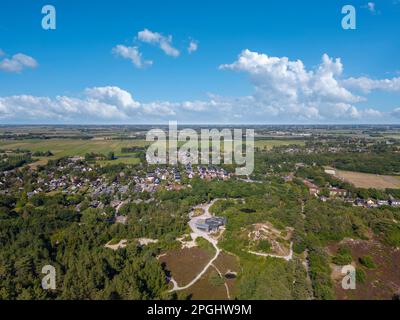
0, 138, 302, 156
0, 139, 149, 157
0, 138, 148, 167
0, 138, 304, 168
327, 168, 400, 189
255, 139, 305, 150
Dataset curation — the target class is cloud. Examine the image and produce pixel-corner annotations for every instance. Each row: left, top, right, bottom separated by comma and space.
85, 86, 140, 109
138, 29, 180, 57
0, 50, 398, 124
142, 101, 177, 116
0, 86, 142, 123
342, 76, 400, 93
187, 40, 198, 54
0, 49, 4, 57
391, 108, 400, 118
0, 52, 38, 73
112, 45, 152, 68
219, 49, 367, 121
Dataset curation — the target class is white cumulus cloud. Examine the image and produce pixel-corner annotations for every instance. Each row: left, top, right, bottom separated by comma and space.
342, 76, 400, 93
85, 86, 141, 110
138, 29, 180, 57
0, 52, 38, 73
0, 50, 398, 124
0, 87, 142, 123
219, 49, 367, 121
112, 45, 152, 68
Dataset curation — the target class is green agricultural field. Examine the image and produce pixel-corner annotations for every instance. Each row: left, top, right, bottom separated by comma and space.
0, 138, 303, 155
0, 138, 304, 167
255, 139, 305, 150
0, 139, 149, 157
0, 138, 148, 166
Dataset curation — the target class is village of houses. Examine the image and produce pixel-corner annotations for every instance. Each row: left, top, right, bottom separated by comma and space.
0, 156, 232, 229
2, 153, 400, 237
296, 166, 400, 209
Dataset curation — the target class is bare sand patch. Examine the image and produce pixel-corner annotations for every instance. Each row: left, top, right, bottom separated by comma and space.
104, 239, 127, 250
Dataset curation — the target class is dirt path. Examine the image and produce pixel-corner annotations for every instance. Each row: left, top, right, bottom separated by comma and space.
301, 200, 315, 300
169, 244, 221, 292
169, 199, 223, 292
212, 264, 231, 300
247, 241, 294, 261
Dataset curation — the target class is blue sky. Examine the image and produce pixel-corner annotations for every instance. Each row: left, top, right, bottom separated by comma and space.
0, 0, 400, 124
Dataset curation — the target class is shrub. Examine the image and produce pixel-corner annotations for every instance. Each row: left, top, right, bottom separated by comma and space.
208, 271, 224, 287
359, 255, 376, 269
332, 246, 352, 266
257, 240, 272, 252
356, 268, 366, 284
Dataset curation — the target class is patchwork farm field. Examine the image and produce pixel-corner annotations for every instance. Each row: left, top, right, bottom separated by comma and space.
0, 139, 149, 157
329, 169, 400, 189
0, 138, 302, 159
255, 139, 305, 150
0, 138, 148, 166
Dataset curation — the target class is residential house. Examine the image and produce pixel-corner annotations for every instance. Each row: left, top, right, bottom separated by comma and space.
303, 179, 320, 196
329, 187, 348, 197
377, 200, 389, 206
115, 215, 128, 225
390, 199, 400, 207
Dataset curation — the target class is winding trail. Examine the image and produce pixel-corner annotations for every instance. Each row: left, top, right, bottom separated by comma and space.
247, 241, 294, 261
212, 264, 231, 300
168, 199, 223, 293
301, 200, 315, 300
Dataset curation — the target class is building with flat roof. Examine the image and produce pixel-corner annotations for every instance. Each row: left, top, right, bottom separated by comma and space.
195, 216, 226, 233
